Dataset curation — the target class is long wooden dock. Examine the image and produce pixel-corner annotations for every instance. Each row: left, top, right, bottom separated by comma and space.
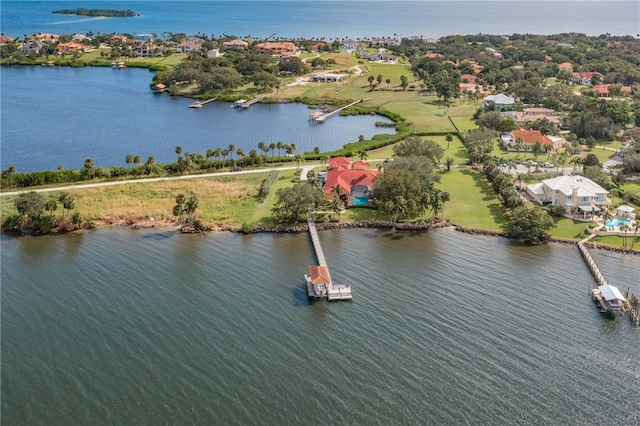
310, 98, 370, 122
238, 97, 264, 109
305, 217, 352, 301
578, 234, 639, 324
189, 97, 216, 108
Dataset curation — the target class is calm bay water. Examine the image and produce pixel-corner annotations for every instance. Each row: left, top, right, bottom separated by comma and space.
0, 66, 394, 172
2, 1, 639, 40
2, 228, 639, 424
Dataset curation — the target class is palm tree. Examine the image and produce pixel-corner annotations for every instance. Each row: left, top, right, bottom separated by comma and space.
603, 210, 614, 229
619, 223, 630, 248
417, 191, 430, 221
330, 198, 343, 220
630, 221, 639, 250
84, 158, 95, 179
267, 142, 275, 162
445, 157, 455, 172
393, 196, 407, 222
133, 156, 141, 167
445, 133, 453, 150
359, 149, 368, 161
145, 156, 156, 175
277, 141, 284, 159
175, 145, 182, 159
228, 144, 235, 160
125, 154, 133, 168
295, 154, 304, 171
185, 195, 199, 225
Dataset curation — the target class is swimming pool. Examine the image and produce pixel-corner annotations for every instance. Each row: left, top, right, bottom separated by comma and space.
605, 217, 630, 227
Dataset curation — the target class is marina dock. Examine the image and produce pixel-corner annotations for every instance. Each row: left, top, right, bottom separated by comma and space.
234, 97, 264, 109
578, 235, 639, 324
309, 98, 370, 122
305, 217, 352, 301
189, 98, 216, 108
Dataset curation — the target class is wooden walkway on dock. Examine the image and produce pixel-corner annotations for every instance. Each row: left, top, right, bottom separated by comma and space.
578, 234, 639, 324
309, 98, 370, 122
306, 217, 352, 301
239, 97, 264, 109
189, 98, 216, 108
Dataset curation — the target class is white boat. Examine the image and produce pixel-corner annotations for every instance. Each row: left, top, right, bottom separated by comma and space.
591, 285, 626, 314
233, 99, 247, 108
189, 102, 202, 108
112, 61, 127, 69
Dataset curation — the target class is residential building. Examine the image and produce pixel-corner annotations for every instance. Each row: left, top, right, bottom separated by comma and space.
176, 42, 202, 54
370, 37, 399, 47
223, 39, 248, 51
21, 40, 44, 54
323, 157, 380, 206
32, 33, 59, 43
571, 71, 604, 85
505, 108, 560, 130
500, 129, 553, 151
483, 93, 515, 109
133, 42, 164, 58
358, 51, 396, 62
340, 39, 365, 51
255, 41, 297, 56
527, 175, 611, 213
56, 42, 90, 55
0, 35, 15, 44
591, 84, 633, 98
71, 34, 92, 43
557, 62, 573, 72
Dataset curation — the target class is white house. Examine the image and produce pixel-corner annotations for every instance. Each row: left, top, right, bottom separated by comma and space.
483, 93, 515, 109
527, 175, 611, 214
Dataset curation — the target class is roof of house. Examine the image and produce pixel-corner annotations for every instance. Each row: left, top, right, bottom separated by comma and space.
617, 205, 635, 212
599, 285, 625, 302
558, 61, 573, 70
328, 156, 351, 167
542, 175, 608, 197
308, 265, 331, 284
512, 129, 553, 146
324, 168, 380, 195
483, 93, 515, 105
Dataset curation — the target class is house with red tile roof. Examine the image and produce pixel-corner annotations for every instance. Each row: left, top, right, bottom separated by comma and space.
256, 41, 297, 56
501, 129, 554, 151
571, 71, 604, 85
0, 35, 15, 43
591, 84, 633, 99
324, 157, 380, 206
56, 42, 90, 55
557, 62, 573, 71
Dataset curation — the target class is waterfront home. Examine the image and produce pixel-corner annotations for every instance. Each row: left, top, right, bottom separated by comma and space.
340, 39, 365, 51
109, 34, 131, 45
133, 42, 164, 58
370, 37, 399, 47
482, 93, 515, 110
0, 35, 15, 44
223, 39, 248, 51
526, 175, 611, 213
500, 129, 554, 151
71, 34, 92, 43
32, 33, 59, 43
310, 73, 347, 82
324, 157, 380, 206
56, 42, 90, 55
177, 42, 202, 54
255, 41, 297, 57
21, 40, 44, 55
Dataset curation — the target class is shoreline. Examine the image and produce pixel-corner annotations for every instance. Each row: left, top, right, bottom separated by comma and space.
7, 217, 638, 256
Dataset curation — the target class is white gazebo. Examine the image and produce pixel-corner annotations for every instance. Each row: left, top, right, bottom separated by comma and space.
616, 205, 635, 218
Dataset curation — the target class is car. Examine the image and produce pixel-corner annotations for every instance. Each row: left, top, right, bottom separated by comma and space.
543, 162, 553, 168
524, 160, 537, 166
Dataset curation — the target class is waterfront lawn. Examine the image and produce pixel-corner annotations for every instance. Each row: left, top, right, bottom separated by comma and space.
438, 168, 507, 231
549, 217, 591, 240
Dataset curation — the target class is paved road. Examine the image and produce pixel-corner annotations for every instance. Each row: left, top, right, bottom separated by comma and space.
0, 165, 301, 197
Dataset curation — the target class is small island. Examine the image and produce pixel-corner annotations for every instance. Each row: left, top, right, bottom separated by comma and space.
52, 8, 137, 18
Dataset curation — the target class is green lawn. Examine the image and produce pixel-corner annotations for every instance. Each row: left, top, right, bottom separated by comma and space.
438, 168, 507, 230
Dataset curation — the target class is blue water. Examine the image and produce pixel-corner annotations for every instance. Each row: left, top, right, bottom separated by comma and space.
606, 218, 631, 227
1, 1, 639, 40
0, 66, 394, 172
